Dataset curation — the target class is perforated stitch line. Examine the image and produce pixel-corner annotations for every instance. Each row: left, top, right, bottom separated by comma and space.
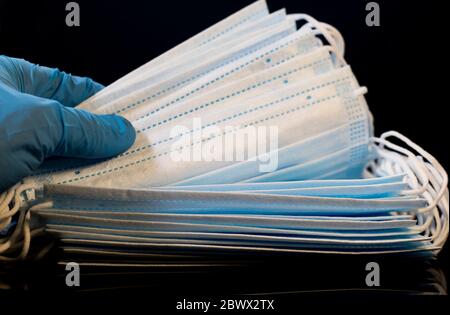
112, 32, 292, 114
40, 76, 345, 179
132, 36, 319, 122
33, 65, 339, 179
135, 57, 330, 133
111, 34, 318, 115
30, 40, 323, 177
125, 77, 350, 156
342, 95, 370, 166
42, 205, 420, 222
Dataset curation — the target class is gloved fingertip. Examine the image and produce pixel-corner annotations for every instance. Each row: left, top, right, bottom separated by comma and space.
51, 105, 136, 159
102, 114, 136, 155
91, 81, 105, 94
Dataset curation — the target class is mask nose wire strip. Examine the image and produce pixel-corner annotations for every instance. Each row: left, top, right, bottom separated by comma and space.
369, 131, 449, 250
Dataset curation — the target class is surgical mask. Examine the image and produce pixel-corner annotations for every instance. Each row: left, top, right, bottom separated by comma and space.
0, 1, 447, 261
100, 0, 271, 95
0, 123, 446, 261
125, 45, 336, 123
19, 170, 437, 254
24, 65, 370, 188
79, 12, 344, 114
80, 17, 298, 111
27, 18, 347, 185
89, 32, 321, 120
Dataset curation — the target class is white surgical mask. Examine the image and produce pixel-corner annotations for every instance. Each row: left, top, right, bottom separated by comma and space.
92, 31, 325, 121
24, 65, 370, 188
80, 17, 298, 111
0, 0, 447, 261
87, 0, 271, 105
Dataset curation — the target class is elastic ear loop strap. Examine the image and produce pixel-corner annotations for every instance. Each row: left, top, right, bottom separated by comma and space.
371, 137, 445, 244
0, 183, 36, 261
370, 131, 448, 249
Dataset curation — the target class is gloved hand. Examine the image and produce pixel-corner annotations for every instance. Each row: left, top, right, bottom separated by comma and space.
0, 56, 136, 192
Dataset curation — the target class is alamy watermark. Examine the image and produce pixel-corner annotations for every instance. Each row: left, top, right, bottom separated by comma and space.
365, 261, 380, 287
170, 118, 279, 173
65, 2, 80, 27
365, 2, 380, 27
65, 262, 80, 287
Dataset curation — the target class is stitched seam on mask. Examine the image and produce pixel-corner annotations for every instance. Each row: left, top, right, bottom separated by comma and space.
58, 93, 355, 185
40, 213, 415, 230
199, 9, 268, 46
135, 57, 330, 134
47, 205, 418, 222
132, 41, 318, 122
39, 209, 412, 225
45, 194, 420, 212
112, 34, 316, 115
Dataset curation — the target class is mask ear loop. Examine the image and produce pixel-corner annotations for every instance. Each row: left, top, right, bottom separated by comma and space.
369, 137, 435, 237
367, 142, 426, 222
417, 161, 448, 244
371, 137, 430, 196
0, 183, 37, 261
287, 14, 344, 59
380, 131, 448, 205
299, 20, 345, 57
369, 131, 449, 250
320, 22, 345, 56
371, 136, 437, 235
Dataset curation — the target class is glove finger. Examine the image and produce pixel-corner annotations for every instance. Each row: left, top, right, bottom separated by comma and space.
0, 56, 104, 107
52, 106, 136, 158
0, 96, 135, 192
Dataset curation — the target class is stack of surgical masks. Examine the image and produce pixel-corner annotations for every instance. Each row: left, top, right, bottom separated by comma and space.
0, 0, 448, 262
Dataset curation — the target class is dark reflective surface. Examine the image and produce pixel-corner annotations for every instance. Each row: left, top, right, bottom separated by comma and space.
1, 247, 447, 296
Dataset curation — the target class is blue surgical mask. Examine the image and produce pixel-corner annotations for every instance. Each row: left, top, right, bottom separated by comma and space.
25, 183, 432, 254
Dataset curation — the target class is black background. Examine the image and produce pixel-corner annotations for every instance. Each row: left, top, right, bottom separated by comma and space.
0, 0, 448, 308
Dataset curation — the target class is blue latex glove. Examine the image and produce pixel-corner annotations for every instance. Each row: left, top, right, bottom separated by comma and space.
0, 56, 136, 192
